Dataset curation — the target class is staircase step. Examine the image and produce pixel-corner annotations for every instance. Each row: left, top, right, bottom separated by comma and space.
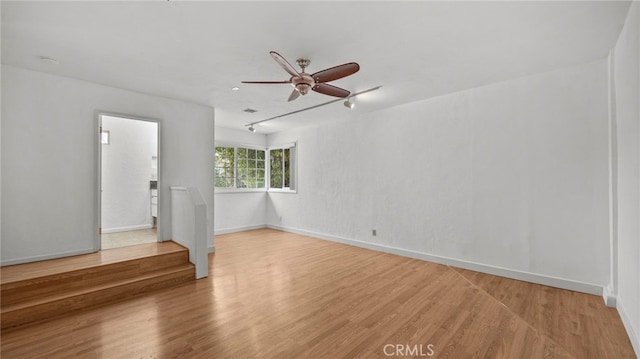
0, 241, 196, 330
1, 263, 194, 330
1, 249, 188, 307
1, 241, 187, 284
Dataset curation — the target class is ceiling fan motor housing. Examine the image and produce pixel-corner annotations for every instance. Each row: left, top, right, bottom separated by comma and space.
292, 73, 315, 95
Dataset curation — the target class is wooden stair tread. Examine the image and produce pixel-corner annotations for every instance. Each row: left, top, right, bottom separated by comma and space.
1, 251, 189, 298
1, 241, 187, 285
1, 263, 194, 313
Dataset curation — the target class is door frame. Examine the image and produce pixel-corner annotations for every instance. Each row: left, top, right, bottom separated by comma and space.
95, 111, 162, 251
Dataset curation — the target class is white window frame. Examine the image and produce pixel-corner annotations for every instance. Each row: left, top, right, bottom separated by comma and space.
215, 142, 268, 194
267, 142, 297, 194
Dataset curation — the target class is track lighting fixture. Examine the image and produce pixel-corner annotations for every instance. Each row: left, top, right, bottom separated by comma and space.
242, 86, 381, 129
343, 97, 354, 109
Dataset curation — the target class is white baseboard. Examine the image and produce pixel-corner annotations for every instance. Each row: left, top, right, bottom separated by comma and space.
214, 224, 267, 236
1, 247, 95, 267
102, 224, 153, 234
268, 224, 604, 296
602, 285, 617, 307
617, 297, 640, 357
208, 245, 216, 253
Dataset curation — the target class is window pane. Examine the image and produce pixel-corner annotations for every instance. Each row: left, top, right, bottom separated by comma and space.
270, 149, 283, 188
215, 146, 235, 188
284, 148, 290, 188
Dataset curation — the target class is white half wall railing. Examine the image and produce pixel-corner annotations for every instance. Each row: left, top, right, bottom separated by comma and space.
170, 186, 208, 279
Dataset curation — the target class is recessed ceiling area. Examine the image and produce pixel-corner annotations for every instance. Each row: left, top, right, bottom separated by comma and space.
1, 1, 631, 134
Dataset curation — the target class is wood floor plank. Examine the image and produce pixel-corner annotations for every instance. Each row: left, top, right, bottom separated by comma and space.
453, 267, 636, 358
0, 229, 634, 358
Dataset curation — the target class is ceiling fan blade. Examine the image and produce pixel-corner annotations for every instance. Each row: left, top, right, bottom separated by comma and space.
270, 51, 301, 78
241, 80, 291, 84
312, 83, 351, 98
312, 62, 360, 83
288, 89, 300, 102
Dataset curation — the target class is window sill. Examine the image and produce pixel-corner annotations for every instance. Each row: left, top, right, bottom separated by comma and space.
268, 189, 297, 194
215, 188, 267, 194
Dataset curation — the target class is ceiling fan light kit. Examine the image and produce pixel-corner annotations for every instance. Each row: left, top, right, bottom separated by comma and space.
242, 51, 360, 102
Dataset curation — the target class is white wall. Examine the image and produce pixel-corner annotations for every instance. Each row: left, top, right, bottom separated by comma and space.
101, 115, 157, 233
613, 2, 640, 355
214, 126, 268, 234
1, 65, 215, 265
267, 59, 610, 293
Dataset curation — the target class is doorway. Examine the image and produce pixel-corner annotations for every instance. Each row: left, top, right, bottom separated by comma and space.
99, 114, 160, 250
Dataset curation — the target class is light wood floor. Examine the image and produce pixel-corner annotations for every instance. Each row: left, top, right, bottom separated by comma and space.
1, 229, 635, 358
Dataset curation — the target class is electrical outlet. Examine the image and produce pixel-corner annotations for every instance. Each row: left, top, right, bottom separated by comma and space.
372, 229, 377, 236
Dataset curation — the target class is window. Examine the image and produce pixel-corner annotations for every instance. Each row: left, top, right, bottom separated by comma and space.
269, 143, 296, 191
215, 142, 296, 192
215, 146, 266, 189
215, 146, 236, 188
236, 147, 265, 188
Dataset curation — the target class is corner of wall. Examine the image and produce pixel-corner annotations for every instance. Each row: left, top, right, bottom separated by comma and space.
602, 285, 617, 308
611, 2, 640, 356
617, 297, 640, 357
606, 47, 620, 310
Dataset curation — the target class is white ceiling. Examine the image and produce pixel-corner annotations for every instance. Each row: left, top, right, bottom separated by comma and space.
1, 1, 631, 134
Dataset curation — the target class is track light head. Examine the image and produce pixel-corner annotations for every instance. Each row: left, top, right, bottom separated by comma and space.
248, 125, 256, 133
344, 98, 354, 109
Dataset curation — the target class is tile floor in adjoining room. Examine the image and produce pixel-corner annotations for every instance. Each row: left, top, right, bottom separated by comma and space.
101, 228, 157, 249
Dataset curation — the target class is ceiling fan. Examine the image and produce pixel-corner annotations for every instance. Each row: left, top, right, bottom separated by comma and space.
242, 51, 360, 102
